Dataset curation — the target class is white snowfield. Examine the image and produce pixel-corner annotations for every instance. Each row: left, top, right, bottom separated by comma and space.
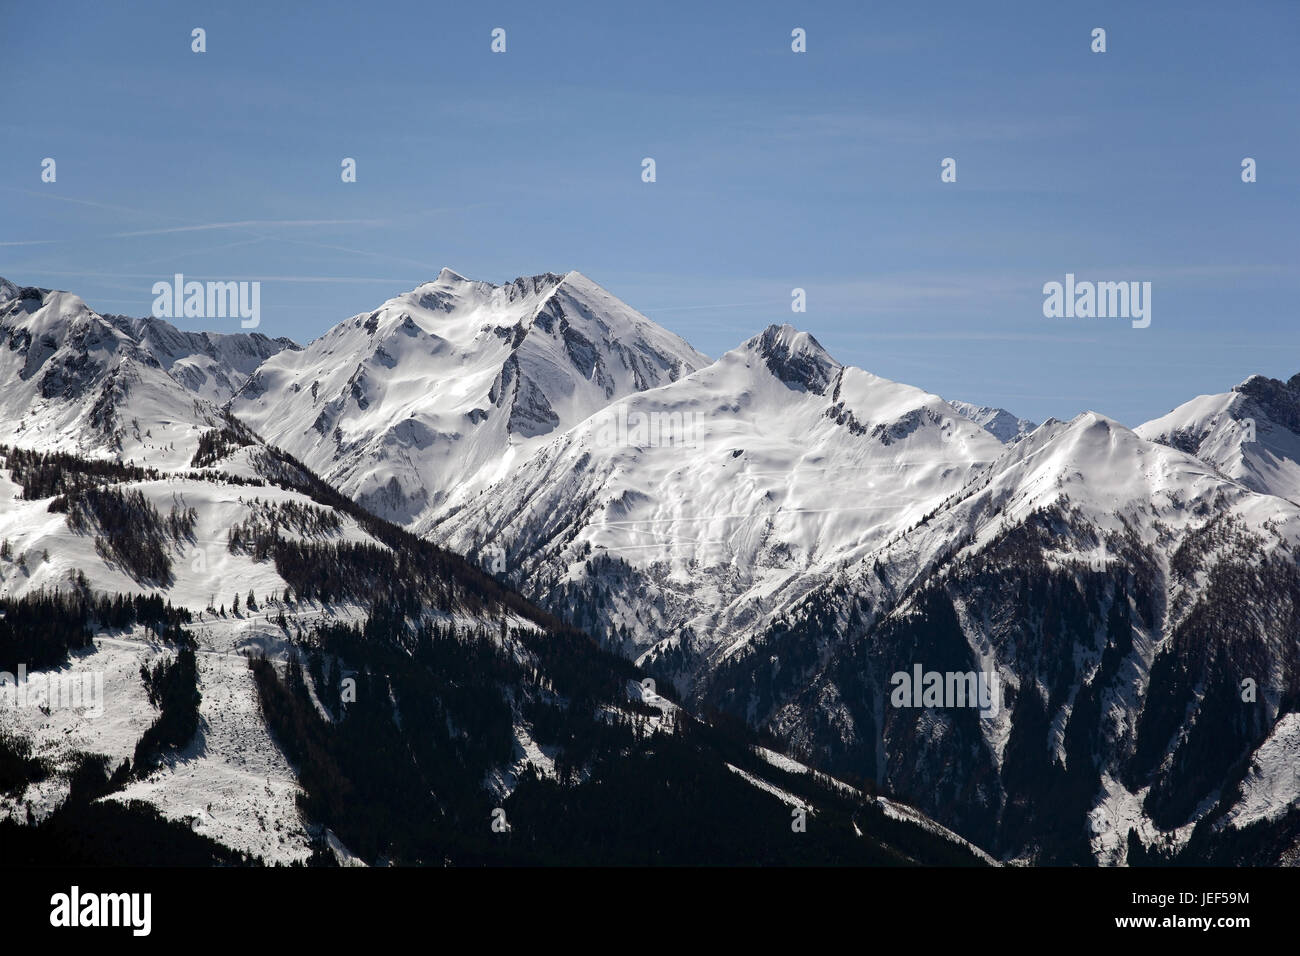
1226, 713, 1300, 830
106, 629, 312, 865
1, 630, 161, 819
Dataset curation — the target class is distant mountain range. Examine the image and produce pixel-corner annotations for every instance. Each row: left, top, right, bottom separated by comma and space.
0, 271, 1295, 866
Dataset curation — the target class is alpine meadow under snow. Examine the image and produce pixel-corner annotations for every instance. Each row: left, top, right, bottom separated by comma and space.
0, 271, 1296, 866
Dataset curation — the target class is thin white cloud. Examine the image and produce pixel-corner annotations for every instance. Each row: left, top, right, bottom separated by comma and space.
268, 235, 435, 272
29, 270, 418, 284
641, 300, 774, 313
112, 219, 388, 237
6, 188, 191, 222
126, 237, 270, 268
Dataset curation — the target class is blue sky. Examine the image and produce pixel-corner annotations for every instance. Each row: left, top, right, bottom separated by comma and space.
2, 0, 1297, 426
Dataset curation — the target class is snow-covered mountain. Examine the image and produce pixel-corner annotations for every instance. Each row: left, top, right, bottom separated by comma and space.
948, 400, 1036, 444
2, 270, 1296, 867
426, 322, 1006, 691
0, 274, 987, 867
1137, 372, 1300, 504
699, 410, 1300, 863
231, 269, 707, 526
0, 281, 221, 468
106, 314, 299, 405
0, 279, 300, 468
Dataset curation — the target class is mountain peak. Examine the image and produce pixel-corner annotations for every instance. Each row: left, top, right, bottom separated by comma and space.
1073, 410, 1126, 430
743, 324, 840, 394
948, 400, 1036, 444
1232, 372, 1300, 432
0, 280, 48, 308
504, 271, 567, 302
232, 266, 708, 526
416, 269, 571, 310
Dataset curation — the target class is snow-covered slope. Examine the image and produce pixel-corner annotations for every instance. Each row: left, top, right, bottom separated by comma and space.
0, 432, 977, 867
703, 410, 1300, 863
106, 314, 300, 405
948, 400, 1035, 444
427, 323, 1005, 686
1137, 372, 1300, 504
0, 441, 391, 861
0, 282, 222, 468
3, 270, 1296, 866
231, 269, 708, 526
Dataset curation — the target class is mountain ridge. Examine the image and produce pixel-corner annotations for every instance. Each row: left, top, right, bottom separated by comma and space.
2, 269, 1296, 865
